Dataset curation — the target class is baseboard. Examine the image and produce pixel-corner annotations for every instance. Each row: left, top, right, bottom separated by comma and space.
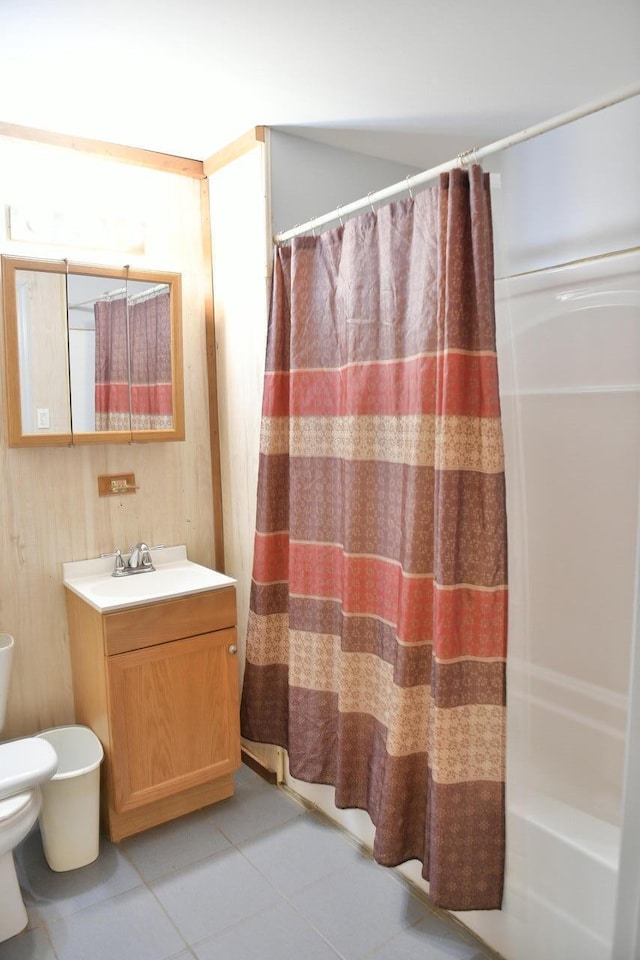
241, 748, 278, 784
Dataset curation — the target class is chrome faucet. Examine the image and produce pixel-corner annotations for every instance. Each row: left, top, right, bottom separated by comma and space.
103, 543, 160, 577
128, 542, 153, 570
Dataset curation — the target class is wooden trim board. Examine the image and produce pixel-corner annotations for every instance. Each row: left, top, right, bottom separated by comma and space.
200, 178, 226, 571
203, 126, 265, 176
0, 121, 205, 178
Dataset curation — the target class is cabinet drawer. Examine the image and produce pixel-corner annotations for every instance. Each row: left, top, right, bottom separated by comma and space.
104, 587, 236, 655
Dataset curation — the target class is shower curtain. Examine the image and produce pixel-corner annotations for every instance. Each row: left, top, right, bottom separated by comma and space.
241, 166, 508, 911
94, 296, 130, 430
94, 289, 172, 431
128, 290, 173, 431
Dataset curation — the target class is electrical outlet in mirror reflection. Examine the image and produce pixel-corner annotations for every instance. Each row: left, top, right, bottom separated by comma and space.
36, 407, 50, 429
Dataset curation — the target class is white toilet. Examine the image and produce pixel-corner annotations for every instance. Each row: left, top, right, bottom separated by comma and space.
0, 634, 58, 942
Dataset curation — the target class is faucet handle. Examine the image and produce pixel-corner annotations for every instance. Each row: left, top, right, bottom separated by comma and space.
140, 545, 153, 568
100, 548, 127, 577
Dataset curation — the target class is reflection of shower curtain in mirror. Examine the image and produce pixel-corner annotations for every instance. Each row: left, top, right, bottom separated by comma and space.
94, 296, 129, 431
94, 291, 172, 431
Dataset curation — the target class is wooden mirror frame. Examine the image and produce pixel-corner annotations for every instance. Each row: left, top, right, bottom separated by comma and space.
2, 256, 184, 446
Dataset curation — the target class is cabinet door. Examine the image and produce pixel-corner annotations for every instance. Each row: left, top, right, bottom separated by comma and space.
107, 629, 240, 813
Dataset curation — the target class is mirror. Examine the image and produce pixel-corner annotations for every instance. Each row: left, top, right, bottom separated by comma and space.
1, 257, 184, 446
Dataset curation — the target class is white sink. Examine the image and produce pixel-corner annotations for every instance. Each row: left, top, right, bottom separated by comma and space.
63, 545, 235, 612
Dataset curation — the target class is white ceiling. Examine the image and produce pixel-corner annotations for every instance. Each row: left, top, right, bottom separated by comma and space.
1, 0, 639, 168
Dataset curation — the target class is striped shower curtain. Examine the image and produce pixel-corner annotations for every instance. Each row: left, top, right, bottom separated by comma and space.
94, 296, 130, 431
94, 289, 172, 431
241, 166, 508, 911
128, 290, 173, 431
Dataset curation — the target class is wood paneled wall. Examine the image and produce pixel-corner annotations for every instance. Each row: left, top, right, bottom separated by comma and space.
0, 135, 216, 737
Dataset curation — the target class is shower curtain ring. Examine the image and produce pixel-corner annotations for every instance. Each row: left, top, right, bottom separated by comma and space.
457, 147, 480, 168
336, 204, 344, 226
405, 176, 414, 200
367, 192, 376, 213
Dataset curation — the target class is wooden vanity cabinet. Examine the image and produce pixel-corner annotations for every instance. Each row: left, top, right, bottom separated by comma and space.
65, 586, 241, 841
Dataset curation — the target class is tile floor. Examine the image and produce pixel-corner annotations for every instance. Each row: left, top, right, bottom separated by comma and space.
4, 763, 501, 960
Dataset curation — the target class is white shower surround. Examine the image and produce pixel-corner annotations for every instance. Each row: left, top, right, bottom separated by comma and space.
492, 249, 639, 958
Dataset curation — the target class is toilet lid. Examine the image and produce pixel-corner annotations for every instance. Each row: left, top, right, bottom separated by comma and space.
0, 736, 57, 801
0, 790, 34, 822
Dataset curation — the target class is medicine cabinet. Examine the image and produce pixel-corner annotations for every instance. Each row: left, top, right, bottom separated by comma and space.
1, 256, 184, 446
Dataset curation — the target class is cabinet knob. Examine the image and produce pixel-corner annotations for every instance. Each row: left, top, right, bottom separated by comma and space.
228, 644, 237, 655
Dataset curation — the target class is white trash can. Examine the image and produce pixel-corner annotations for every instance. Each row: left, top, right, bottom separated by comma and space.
36, 725, 104, 872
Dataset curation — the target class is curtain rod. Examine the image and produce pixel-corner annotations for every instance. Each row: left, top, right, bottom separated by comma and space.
275, 82, 640, 244
68, 283, 168, 309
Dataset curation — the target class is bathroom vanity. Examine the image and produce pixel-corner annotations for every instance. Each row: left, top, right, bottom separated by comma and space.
63, 548, 240, 841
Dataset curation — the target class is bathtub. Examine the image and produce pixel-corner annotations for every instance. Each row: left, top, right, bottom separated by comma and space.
502, 796, 618, 960
502, 658, 625, 958
508, 658, 628, 827
443, 650, 626, 960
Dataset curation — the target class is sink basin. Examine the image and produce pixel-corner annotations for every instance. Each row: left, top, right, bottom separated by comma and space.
63, 546, 236, 612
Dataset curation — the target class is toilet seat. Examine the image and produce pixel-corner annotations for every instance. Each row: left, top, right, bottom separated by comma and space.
0, 791, 35, 823
0, 787, 40, 859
